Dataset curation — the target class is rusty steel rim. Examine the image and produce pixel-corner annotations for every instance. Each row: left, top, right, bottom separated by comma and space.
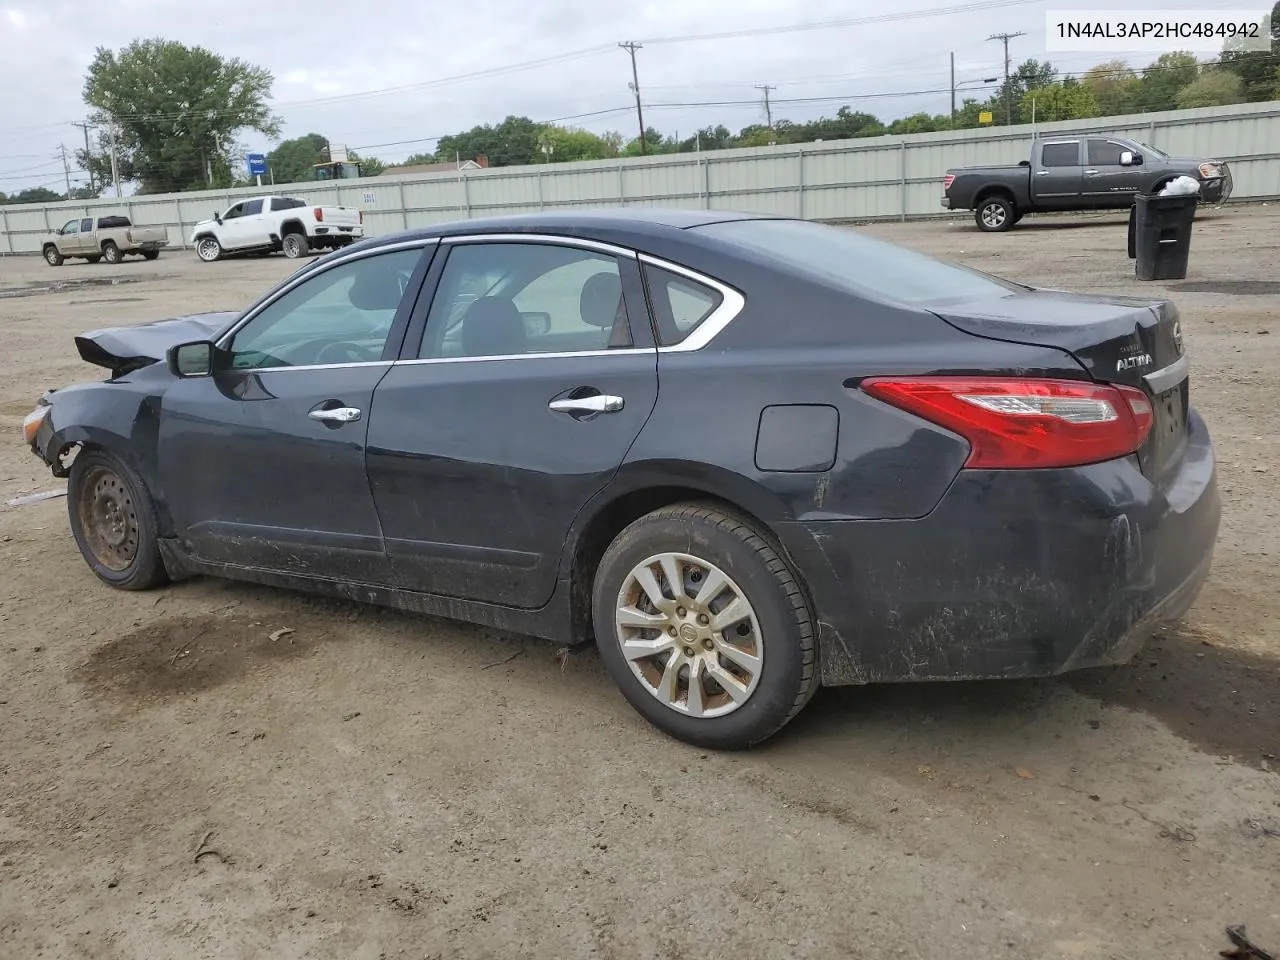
77, 465, 140, 572
614, 552, 763, 719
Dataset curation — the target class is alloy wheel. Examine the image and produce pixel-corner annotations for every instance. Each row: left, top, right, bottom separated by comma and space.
614, 552, 763, 718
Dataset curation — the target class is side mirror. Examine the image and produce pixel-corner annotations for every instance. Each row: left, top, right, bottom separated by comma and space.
1120, 151, 1143, 166
1017, 159, 1030, 168
213, 211, 223, 224
168, 340, 216, 378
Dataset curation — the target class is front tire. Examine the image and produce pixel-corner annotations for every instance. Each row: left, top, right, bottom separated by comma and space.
43, 245, 64, 267
67, 448, 168, 591
195, 236, 222, 262
592, 503, 817, 749
101, 241, 122, 264
975, 196, 1015, 232
282, 232, 309, 259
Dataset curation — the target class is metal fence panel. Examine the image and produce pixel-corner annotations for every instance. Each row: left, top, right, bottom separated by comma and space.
4, 101, 1279, 256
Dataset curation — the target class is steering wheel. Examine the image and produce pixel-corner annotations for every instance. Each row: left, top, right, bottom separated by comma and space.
314, 341, 376, 365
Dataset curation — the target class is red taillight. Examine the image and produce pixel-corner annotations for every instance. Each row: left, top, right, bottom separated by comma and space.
943, 174, 955, 190
314, 207, 324, 222
861, 377, 1154, 469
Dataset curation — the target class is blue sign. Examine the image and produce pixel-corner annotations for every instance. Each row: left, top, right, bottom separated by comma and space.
246, 153, 267, 176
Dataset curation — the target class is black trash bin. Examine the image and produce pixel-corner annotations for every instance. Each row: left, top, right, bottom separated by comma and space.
1128, 191, 1198, 280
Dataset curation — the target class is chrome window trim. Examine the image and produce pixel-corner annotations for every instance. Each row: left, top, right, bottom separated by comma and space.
225, 360, 395, 374
393, 348, 653, 367
214, 238, 440, 352
1143, 354, 1190, 395
441, 232, 638, 259
638, 253, 747, 353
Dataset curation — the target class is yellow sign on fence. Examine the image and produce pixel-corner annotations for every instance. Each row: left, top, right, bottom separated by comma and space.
978, 111, 993, 124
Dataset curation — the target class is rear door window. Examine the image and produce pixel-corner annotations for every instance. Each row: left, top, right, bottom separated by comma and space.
1041, 142, 1080, 167
80, 218, 94, 233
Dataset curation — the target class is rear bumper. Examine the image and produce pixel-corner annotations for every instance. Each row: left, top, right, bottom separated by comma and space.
775, 409, 1220, 686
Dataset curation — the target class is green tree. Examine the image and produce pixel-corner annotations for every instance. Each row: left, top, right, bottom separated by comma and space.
436, 115, 542, 167
1132, 52, 1200, 112
0, 186, 64, 204
1021, 83, 1099, 122
676, 125, 736, 152
1082, 60, 1139, 116
538, 126, 617, 162
1218, 2, 1280, 101
1176, 68, 1246, 107
77, 38, 279, 193
268, 133, 329, 184
987, 59, 1058, 124
348, 151, 383, 176
622, 127, 673, 156
402, 151, 438, 165
888, 112, 939, 134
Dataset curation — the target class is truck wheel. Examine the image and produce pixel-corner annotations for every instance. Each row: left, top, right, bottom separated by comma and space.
592, 502, 818, 750
282, 232, 309, 259
142, 249, 160, 261
101, 241, 122, 264
43, 245, 64, 267
976, 197, 1015, 232
195, 237, 222, 262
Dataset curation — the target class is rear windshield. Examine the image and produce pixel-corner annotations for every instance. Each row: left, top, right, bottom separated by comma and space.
696, 218, 1023, 306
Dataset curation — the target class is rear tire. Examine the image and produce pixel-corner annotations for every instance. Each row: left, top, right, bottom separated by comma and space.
67, 448, 169, 591
592, 503, 818, 750
975, 196, 1015, 232
43, 245, 64, 267
282, 232, 309, 259
101, 241, 122, 264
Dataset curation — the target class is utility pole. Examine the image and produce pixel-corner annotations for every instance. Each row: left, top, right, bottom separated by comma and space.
754, 84, 776, 130
59, 145, 72, 197
950, 52, 956, 123
619, 41, 647, 154
71, 121, 95, 193
987, 32, 1026, 125
107, 122, 122, 198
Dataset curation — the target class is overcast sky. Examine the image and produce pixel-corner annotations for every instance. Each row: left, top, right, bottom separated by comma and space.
0, 0, 1252, 193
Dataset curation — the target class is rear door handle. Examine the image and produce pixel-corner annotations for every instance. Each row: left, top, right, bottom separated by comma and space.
309, 406, 362, 423
548, 395, 624, 414
1085, 169, 1100, 175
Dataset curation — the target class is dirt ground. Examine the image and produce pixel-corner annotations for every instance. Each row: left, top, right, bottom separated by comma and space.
1, 207, 1277, 960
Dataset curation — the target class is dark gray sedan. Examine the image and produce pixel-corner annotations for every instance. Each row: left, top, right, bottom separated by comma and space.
23, 210, 1220, 748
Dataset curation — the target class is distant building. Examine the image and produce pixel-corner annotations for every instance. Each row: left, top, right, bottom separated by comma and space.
381, 155, 489, 176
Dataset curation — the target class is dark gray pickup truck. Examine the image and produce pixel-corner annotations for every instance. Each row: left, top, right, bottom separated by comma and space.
943, 135, 1231, 231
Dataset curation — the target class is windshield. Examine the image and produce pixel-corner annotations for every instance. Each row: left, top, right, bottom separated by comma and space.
696, 218, 1025, 306
1132, 139, 1167, 159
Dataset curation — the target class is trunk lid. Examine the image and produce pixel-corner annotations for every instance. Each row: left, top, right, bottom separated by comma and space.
931, 290, 1188, 482
76, 311, 239, 377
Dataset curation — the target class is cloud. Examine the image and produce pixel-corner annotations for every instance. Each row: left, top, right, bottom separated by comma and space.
5, 8, 25, 27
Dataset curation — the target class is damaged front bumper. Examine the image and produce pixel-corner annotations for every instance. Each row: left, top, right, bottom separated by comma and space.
22, 390, 68, 476
775, 410, 1221, 686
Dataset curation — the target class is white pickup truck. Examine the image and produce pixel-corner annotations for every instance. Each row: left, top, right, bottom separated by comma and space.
189, 195, 364, 262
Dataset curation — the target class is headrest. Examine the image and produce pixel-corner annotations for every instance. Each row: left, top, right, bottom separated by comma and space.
580, 271, 623, 328
461, 296, 527, 357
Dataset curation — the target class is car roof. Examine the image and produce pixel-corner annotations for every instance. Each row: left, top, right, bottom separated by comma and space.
359, 207, 790, 249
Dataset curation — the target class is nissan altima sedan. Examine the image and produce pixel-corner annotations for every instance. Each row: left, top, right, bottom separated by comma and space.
23, 209, 1220, 749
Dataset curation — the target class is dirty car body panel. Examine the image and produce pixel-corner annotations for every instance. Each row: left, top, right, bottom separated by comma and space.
29, 209, 1219, 689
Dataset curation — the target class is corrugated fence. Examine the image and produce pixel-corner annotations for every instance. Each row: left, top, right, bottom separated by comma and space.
3, 100, 1279, 256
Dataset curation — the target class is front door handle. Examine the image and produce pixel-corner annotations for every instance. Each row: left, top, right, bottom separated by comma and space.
1035, 170, 1051, 176
1084, 169, 1099, 175
548, 395, 624, 414
309, 406, 362, 423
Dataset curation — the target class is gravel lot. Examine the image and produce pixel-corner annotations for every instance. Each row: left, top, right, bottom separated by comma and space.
1, 207, 1277, 959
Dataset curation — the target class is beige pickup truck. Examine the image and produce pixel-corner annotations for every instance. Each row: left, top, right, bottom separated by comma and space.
42, 214, 168, 266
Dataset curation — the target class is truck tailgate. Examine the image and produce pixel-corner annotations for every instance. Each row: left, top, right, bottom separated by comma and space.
318, 206, 361, 229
